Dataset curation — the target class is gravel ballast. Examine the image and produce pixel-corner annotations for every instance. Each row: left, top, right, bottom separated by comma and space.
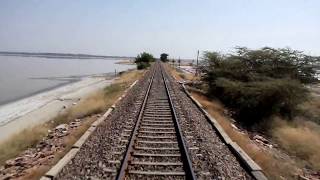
55, 64, 253, 179
56, 70, 153, 179
164, 68, 253, 179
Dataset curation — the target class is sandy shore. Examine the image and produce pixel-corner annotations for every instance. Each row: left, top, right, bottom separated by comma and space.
0, 76, 114, 142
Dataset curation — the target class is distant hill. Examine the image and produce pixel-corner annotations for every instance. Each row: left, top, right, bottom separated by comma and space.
0, 51, 134, 60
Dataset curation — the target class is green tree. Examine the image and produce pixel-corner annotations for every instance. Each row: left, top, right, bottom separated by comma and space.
135, 52, 155, 69
230, 47, 319, 83
160, 53, 169, 62
200, 47, 319, 126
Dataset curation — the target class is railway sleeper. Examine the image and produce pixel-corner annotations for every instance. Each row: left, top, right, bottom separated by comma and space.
143, 114, 172, 117
130, 161, 183, 166
134, 149, 180, 154
140, 127, 174, 130
138, 130, 176, 134
126, 174, 185, 180
145, 106, 171, 109
141, 120, 172, 123
140, 123, 173, 127
131, 156, 182, 163
144, 113, 172, 116
148, 98, 169, 101
128, 170, 185, 176
142, 117, 173, 120
137, 135, 176, 139
136, 140, 177, 144
147, 103, 170, 106
144, 109, 171, 112
135, 143, 179, 149
102, 167, 117, 174
128, 165, 185, 173
146, 105, 171, 109
137, 138, 176, 146
133, 152, 181, 157
134, 146, 180, 151
147, 102, 169, 104
144, 109, 171, 114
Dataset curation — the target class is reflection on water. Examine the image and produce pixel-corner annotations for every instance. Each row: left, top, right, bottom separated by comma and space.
0, 56, 134, 105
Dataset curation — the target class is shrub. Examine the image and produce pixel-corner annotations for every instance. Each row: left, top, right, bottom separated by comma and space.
137, 62, 150, 70
201, 47, 319, 84
213, 78, 307, 125
160, 53, 169, 62
135, 52, 154, 69
200, 47, 317, 126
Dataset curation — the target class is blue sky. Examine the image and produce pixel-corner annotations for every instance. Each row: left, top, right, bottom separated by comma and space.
0, 0, 319, 58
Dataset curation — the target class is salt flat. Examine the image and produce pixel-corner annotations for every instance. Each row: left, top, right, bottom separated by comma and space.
0, 77, 113, 142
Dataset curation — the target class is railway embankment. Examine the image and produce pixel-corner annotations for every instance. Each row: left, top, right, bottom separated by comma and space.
42, 62, 263, 179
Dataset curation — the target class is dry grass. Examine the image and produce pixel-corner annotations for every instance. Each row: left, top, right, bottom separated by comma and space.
299, 94, 320, 124
270, 90, 320, 172
70, 91, 106, 119
0, 69, 144, 171
190, 91, 299, 179
0, 126, 48, 166
115, 69, 145, 84
271, 118, 320, 170
0, 97, 100, 166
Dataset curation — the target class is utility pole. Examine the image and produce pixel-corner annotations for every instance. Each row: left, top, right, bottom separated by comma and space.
196, 50, 199, 76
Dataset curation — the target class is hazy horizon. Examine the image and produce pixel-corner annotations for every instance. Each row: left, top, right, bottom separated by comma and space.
1, 0, 319, 59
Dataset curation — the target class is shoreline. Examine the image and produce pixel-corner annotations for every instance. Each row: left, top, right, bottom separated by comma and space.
0, 72, 115, 107
0, 52, 134, 60
0, 75, 115, 142
0, 79, 78, 107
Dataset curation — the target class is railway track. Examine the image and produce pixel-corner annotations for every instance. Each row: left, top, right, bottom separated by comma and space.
115, 62, 196, 179
56, 61, 259, 180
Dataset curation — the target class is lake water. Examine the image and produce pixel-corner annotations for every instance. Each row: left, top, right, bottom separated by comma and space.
0, 56, 134, 105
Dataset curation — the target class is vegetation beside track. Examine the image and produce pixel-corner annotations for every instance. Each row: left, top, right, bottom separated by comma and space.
199, 47, 319, 126
134, 52, 155, 69
166, 53, 320, 179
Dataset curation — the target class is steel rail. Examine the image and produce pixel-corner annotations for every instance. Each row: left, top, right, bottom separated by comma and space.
160, 63, 197, 180
116, 62, 196, 180
115, 66, 156, 180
